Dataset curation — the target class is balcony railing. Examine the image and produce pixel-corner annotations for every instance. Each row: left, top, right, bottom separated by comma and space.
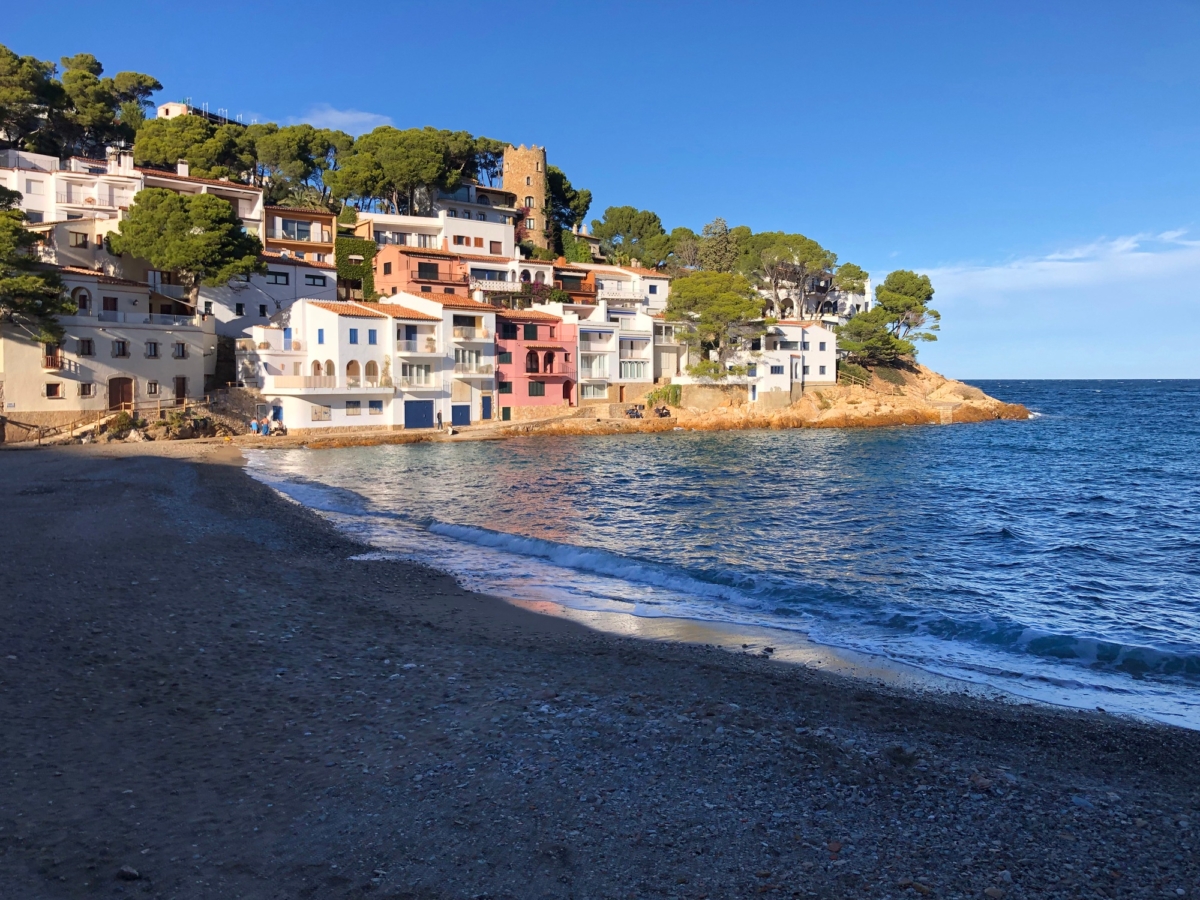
398, 377, 437, 388
470, 279, 521, 292
578, 368, 609, 379
42, 354, 64, 370
272, 376, 338, 389
77, 310, 200, 326
414, 272, 469, 284
554, 280, 597, 296
397, 339, 440, 353
619, 349, 651, 359
152, 284, 188, 300
266, 228, 333, 243
454, 363, 494, 375
453, 326, 491, 340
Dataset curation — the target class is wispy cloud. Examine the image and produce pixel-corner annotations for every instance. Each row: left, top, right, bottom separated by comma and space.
916, 231, 1200, 379
288, 103, 392, 135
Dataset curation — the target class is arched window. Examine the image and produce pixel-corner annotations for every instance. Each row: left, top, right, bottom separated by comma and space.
365, 360, 379, 386
534, 271, 545, 284
72, 287, 91, 311
477, 195, 490, 206
325, 359, 335, 376
520, 269, 531, 283
543, 351, 554, 373
311, 360, 322, 376
525, 176, 531, 186
524, 195, 534, 208
346, 360, 361, 387
525, 350, 539, 373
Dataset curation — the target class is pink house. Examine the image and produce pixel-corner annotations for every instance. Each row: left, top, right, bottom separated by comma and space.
495, 309, 577, 421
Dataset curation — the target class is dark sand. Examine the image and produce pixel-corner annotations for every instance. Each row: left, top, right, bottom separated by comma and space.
0, 442, 1196, 899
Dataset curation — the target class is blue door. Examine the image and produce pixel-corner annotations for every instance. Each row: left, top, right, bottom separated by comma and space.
481, 396, 492, 420
451, 404, 471, 427
283, 327, 292, 350
404, 400, 434, 429
404, 324, 417, 341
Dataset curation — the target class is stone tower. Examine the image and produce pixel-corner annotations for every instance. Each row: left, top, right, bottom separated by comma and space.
502, 144, 549, 249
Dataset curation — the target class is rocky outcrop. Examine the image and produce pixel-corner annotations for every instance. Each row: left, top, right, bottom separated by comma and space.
499, 365, 1028, 438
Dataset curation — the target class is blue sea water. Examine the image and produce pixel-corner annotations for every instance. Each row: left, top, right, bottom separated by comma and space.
245, 380, 1200, 728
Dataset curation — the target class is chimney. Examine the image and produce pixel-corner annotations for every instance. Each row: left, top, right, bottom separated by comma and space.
176, 159, 190, 177
580, 223, 589, 236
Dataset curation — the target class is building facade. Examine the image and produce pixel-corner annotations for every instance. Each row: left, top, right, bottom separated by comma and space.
502, 145, 549, 249
495, 309, 576, 420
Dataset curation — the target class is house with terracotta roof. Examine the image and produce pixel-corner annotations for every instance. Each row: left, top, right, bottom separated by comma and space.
138, 162, 264, 238
0, 148, 141, 227
494, 308, 577, 420
0, 267, 214, 441
262, 205, 335, 263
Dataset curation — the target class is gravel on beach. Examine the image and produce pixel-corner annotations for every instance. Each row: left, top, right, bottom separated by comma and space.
0, 442, 1196, 899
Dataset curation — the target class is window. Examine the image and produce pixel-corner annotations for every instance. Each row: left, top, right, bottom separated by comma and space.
421, 286, 431, 292
779, 340, 798, 351
498, 381, 512, 394
24, 179, 44, 195
443, 287, 455, 294
747, 365, 757, 377
259, 304, 268, 318
345, 401, 361, 416
79, 382, 95, 398
802, 365, 811, 375
173, 342, 187, 359
369, 400, 383, 415
499, 322, 518, 340
501, 406, 511, 421
497, 351, 512, 364
620, 360, 648, 379
382, 262, 392, 275
474, 237, 483, 248
525, 349, 539, 373
45, 383, 62, 398
280, 219, 311, 241
528, 381, 545, 397
801, 341, 810, 351
819, 365, 826, 375
349, 328, 359, 344
265, 271, 289, 285
525, 218, 536, 229
112, 340, 129, 358
453, 235, 469, 246
24, 210, 43, 223
416, 233, 437, 248
523, 323, 538, 340
101, 296, 117, 312
649, 284, 658, 295
235, 302, 245, 316
203, 300, 213, 315
311, 404, 332, 421
368, 329, 377, 345
68, 232, 89, 249
490, 241, 502, 255
77, 338, 94, 356
147, 381, 159, 396
524, 195, 534, 207
525, 176, 531, 186
317, 328, 325, 345
446, 209, 457, 218
305, 274, 326, 286
581, 383, 607, 400
477, 213, 486, 221
145, 341, 160, 359
770, 365, 784, 375
417, 262, 439, 280
819, 341, 826, 351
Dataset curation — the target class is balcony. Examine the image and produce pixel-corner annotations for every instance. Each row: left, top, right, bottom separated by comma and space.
273, 376, 338, 389
398, 377, 439, 389
578, 367, 609, 380
452, 326, 491, 341
596, 284, 641, 300
470, 279, 521, 292
397, 339, 440, 354
42, 354, 64, 370
152, 284, 189, 300
453, 363, 494, 376
266, 228, 333, 244
554, 280, 597, 297
619, 349, 651, 360
78, 310, 200, 327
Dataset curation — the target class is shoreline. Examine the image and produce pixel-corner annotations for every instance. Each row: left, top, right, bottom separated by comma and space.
2, 442, 1196, 898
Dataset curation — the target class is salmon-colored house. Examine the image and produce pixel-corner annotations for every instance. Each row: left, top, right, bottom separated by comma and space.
494, 308, 577, 421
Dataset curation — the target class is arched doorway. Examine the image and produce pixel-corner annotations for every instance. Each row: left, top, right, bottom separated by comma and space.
346, 360, 361, 387
365, 360, 379, 386
525, 350, 539, 373
311, 360, 322, 376
108, 377, 133, 411
563, 380, 574, 405
543, 351, 554, 373
324, 360, 335, 377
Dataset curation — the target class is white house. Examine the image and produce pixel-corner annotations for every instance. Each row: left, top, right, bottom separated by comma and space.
0, 148, 141, 226
356, 207, 515, 261
571, 263, 671, 313
200, 252, 338, 338
237, 293, 497, 433
531, 298, 656, 404
737, 320, 838, 407
0, 268, 213, 441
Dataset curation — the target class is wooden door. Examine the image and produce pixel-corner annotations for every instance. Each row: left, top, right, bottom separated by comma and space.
107, 377, 132, 411
173, 376, 187, 406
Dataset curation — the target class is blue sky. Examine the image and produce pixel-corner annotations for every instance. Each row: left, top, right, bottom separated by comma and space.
7, 1, 1200, 377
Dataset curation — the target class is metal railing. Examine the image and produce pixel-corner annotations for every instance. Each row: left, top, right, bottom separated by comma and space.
397, 339, 440, 353
470, 279, 521, 292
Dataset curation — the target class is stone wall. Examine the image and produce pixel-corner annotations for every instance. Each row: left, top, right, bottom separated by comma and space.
680, 383, 749, 412
502, 145, 549, 249
2, 409, 102, 443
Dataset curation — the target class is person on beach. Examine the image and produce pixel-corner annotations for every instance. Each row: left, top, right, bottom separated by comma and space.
250, 419, 259, 434
436, 411, 443, 431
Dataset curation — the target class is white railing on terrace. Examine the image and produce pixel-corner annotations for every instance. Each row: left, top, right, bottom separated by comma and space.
453, 363, 494, 375
272, 376, 338, 389
579, 367, 609, 379
470, 279, 521, 292
452, 326, 491, 340
397, 339, 440, 353
398, 377, 437, 388
614, 318, 651, 333
619, 349, 651, 359
68, 310, 200, 327
266, 228, 333, 243
0, 150, 60, 171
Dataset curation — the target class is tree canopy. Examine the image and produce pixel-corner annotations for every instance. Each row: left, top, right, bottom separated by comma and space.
664, 271, 764, 372
697, 218, 740, 274
0, 43, 160, 156
546, 165, 591, 232
836, 269, 939, 365
109, 188, 264, 304
0, 185, 70, 341
590, 206, 670, 266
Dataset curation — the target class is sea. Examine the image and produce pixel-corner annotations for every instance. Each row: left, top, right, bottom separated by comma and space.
245, 380, 1200, 729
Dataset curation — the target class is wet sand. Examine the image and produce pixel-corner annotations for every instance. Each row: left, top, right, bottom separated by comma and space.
0, 442, 1196, 899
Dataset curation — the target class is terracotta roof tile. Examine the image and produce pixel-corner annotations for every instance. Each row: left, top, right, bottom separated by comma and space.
306, 301, 388, 318
57, 266, 150, 288
370, 303, 441, 321
261, 250, 336, 270
137, 167, 263, 193
496, 309, 562, 322
522, 343, 567, 350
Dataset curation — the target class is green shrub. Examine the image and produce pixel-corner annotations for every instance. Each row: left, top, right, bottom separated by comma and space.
646, 384, 682, 407
875, 366, 907, 386
839, 362, 869, 383
108, 411, 135, 437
